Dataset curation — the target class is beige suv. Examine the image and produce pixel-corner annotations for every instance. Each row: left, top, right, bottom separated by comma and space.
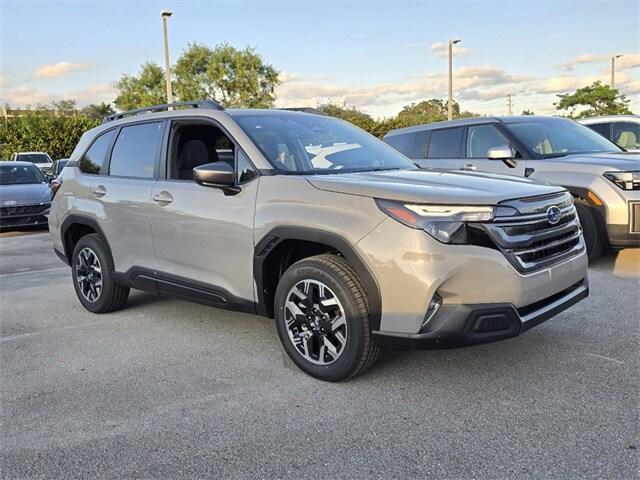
50, 101, 589, 381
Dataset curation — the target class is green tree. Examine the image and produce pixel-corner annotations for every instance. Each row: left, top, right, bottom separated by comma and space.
0, 110, 99, 160
174, 43, 280, 107
51, 100, 78, 116
318, 102, 378, 133
81, 102, 115, 121
555, 81, 632, 118
114, 62, 167, 111
521, 109, 535, 115
395, 99, 477, 128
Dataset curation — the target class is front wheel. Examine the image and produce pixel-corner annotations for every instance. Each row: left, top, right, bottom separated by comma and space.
575, 203, 604, 262
274, 254, 379, 381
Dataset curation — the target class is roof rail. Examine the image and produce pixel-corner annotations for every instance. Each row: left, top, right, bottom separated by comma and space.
103, 100, 224, 123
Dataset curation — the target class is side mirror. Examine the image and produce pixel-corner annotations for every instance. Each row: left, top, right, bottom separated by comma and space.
193, 162, 239, 193
487, 145, 517, 168
487, 145, 513, 160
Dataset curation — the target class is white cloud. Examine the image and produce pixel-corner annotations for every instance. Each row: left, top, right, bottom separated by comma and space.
540, 76, 580, 93
0, 83, 115, 107
560, 52, 640, 72
617, 53, 640, 70
33, 62, 91, 79
276, 65, 534, 113
429, 41, 470, 58
560, 53, 606, 71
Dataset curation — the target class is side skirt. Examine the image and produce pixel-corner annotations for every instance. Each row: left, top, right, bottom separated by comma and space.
113, 267, 257, 315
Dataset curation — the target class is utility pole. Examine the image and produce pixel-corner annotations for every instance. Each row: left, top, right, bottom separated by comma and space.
611, 54, 623, 88
161, 10, 173, 107
448, 39, 461, 121
507, 94, 513, 115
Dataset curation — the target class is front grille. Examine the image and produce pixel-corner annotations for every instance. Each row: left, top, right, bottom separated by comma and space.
631, 202, 640, 234
480, 192, 584, 274
0, 203, 49, 217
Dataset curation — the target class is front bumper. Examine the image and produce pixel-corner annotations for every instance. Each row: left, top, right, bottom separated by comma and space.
0, 205, 50, 229
374, 277, 588, 349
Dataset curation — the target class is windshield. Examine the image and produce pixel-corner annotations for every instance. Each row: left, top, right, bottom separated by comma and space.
0, 164, 46, 185
17, 153, 51, 164
505, 118, 623, 158
232, 113, 415, 174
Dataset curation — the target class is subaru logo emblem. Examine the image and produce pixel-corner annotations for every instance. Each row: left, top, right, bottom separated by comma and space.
546, 206, 561, 225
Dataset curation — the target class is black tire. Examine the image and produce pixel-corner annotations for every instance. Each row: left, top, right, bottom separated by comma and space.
575, 203, 604, 262
71, 233, 129, 313
274, 254, 380, 382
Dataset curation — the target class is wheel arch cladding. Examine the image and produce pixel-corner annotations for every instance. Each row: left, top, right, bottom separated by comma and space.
61, 215, 112, 265
254, 226, 382, 330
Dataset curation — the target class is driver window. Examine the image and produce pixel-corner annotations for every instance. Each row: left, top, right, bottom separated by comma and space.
168, 122, 235, 180
466, 125, 513, 158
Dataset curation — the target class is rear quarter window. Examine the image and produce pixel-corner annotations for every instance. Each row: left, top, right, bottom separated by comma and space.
79, 129, 117, 175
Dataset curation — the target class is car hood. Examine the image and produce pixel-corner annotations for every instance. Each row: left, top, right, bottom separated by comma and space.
0, 183, 52, 206
307, 169, 564, 205
558, 152, 640, 170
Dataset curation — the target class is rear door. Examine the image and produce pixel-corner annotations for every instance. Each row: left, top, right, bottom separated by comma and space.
93, 121, 164, 272
462, 123, 527, 177
415, 126, 465, 171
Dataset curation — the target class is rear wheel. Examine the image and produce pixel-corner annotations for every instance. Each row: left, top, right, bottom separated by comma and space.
575, 202, 604, 262
274, 254, 379, 381
71, 234, 129, 313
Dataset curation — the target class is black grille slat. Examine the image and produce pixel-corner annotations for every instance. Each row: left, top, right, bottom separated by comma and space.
479, 192, 584, 273
0, 203, 49, 217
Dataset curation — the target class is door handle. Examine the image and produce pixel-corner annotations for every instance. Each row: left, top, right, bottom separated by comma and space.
91, 185, 106, 197
460, 164, 476, 171
152, 191, 173, 205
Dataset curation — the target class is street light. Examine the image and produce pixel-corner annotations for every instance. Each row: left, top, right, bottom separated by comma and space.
448, 39, 461, 121
611, 54, 623, 89
161, 10, 173, 106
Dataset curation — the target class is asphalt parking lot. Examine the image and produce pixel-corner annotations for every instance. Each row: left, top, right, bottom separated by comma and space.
1, 230, 638, 479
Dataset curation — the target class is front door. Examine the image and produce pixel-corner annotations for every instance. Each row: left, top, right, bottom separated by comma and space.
461, 124, 527, 177
149, 119, 258, 306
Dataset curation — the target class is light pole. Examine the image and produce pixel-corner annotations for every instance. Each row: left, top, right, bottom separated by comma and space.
161, 10, 173, 106
448, 39, 461, 121
611, 54, 623, 88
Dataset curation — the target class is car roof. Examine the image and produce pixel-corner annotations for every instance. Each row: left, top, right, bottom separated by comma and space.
384, 115, 570, 137
2, 161, 41, 167
16, 151, 49, 155
579, 114, 640, 124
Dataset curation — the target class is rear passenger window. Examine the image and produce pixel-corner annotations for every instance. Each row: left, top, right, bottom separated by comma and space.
427, 128, 463, 158
384, 131, 428, 159
79, 129, 116, 175
109, 122, 163, 178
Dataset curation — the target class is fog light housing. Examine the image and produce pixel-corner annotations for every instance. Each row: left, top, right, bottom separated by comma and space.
421, 293, 442, 329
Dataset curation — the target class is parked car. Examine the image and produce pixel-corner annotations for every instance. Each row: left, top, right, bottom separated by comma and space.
384, 116, 640, 260
579, 115, 640, 152
10, 151, 54, 175
52, 158, 70, 176
49, 102, 588, 381
0, 161, 52, 230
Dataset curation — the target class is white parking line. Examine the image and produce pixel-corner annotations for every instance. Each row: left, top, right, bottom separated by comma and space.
586, 353, 625, 365
0, 266, 67, 279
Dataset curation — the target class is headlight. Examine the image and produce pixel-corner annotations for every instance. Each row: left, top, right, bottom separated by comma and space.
376, 199, 494, 244
604, 171, 640, 191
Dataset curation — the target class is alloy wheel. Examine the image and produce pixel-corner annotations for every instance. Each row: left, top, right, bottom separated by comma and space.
75, 247, 103, 303
284, 279, 348, 365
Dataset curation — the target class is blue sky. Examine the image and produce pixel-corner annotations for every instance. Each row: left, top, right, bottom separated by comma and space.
1, 0, 638, 117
